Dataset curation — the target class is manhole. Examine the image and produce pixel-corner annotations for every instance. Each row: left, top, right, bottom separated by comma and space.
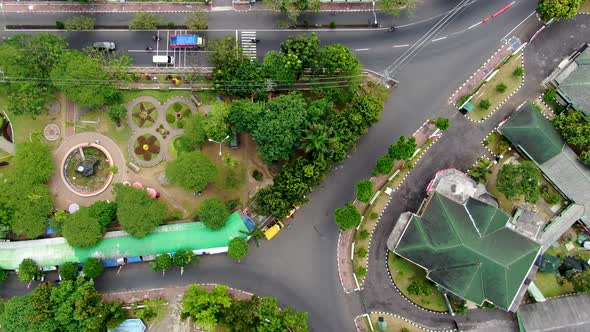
44, 124, 61, 141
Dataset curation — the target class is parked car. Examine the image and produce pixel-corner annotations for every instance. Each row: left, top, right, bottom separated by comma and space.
93, 41, 116, 51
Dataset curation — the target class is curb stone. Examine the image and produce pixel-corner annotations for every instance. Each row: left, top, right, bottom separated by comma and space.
354, 312, 458, 332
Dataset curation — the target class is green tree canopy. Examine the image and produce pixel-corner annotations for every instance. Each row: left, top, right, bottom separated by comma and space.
182, 112, 207, 148
279, 33, 320, 77
254, 296, 309, 332
82, 257, 104, 279
62, 207, 105, 248
88, 200, 117, 228
17, 258, 38, 283
572, 269, 590, 292
14, 141, 54, 184
497, 161, 542, 203
129, 12, 160, 30
166, 151, 217, 191
552, 110, 590, 147
149, 253, 173, 274
0, 33, 67, 116
107, 104, 127, 125
204, 101, 230, 141
262, 50, 297, 88
435, 117, 450, 131
180, 284, 233, 330
51, 50, 120, 108
220, 295, 261, 331
252, 93, 309, 162
373, 155, 395, 175
537, 0, 582, 21
355, 180, 374, 203
388, 135, 417, 160
173, 250, 196, 268
64, 15, 96, 31
113, 184, 167, 237
59, 262, 79, 281
198, 198, 230, 230
0, 179, 53, 238
300, 124, 336, 158
213, 57, 265, 96
227, 237, 249, 261
185, 11, 208, 30
334, 203, 361, 231
227, 99, 264, 133
319, 43, 361, 76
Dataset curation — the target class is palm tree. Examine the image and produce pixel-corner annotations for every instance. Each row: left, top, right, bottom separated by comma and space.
300, 124, 336, 158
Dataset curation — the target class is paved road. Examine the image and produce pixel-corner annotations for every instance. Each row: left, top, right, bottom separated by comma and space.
0, 1, 558, 331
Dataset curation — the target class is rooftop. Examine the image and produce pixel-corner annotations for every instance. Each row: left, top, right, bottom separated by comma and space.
555, 45, 590, 115
517, 294, 590, 332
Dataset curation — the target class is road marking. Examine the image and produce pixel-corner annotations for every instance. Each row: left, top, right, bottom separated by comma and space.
392, 44, 410, 48
431, 36, 447, 42
240, 30, 257, 59
501, 10, 537, 41
353, 48, 371, 51
467, 21, 482, 30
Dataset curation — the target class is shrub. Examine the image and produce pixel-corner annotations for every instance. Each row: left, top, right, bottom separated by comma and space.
496, 83, 507, 93
581, 151, 590, 166
369, 212, 379, 220
167, 22, 175, 29
457, 94, 470, 106
543, 89, 558, 104
373, 155, 395, 175
334, 203, 361, 230
434, 117, 450, 131
59, 262, 79, 281
129, 13, 160, 30
225, 198, 241, 211
64, 15, 96, 31
479, 99, 491, 109
546, 193, 561, 205
166, 113, 175, 123
171, 210, 183, 220
185, 12, 208, 30
355, 180, 374, 203
407, 280, 433, 296
252, 169, 263, 181
355, 266, 367, 277
82, 257, 104, 278
177, 119, 185, 129
356, 247, 367, 258
401, 328, 410, 332
513, 66, 524, 77
137, 298, 166, 322
55, 21, 65, 29
359, 229, 370, 239
329, 21, 336, 29
198, 198, 230, 230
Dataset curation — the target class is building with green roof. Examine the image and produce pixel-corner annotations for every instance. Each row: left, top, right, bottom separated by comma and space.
388, 169, 541, 311
499, 101, 590, 249
550, 44, 590, 116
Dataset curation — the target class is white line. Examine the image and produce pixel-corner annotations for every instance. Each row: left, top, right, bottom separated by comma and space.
392, 44, 410, 48
353, 48, 371, 51
501, 10, 537, 41
431, 36, 447, 42
467, 21, 482, 29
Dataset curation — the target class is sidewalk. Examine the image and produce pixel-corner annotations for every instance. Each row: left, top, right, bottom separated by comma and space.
1, 1, 372, 13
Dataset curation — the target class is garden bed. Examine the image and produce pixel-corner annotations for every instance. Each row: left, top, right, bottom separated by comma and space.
166, 102, 192, 128
132, 101, 158, 128
64, 147, 111, 193
388, 253, 447, 312
133, 134, 161, 161
483, 132, 510, 156
468, 53, 523, 121
366, 313, 424, 332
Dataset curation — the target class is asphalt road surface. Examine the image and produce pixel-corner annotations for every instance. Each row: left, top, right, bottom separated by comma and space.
0, 0, 549, 331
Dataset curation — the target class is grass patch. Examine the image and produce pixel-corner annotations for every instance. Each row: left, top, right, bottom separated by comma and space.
468, 53, 523, 121
165, 102, 191, 128
367, 313, 424, 332
484, 132, 510, 155
121, 90, 192, 104
195, 91, 218, 105
534, 271, 573, 298
388, 253, 448, 312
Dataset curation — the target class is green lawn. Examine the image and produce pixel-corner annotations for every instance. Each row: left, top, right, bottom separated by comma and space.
469, 53, 523, 121
388, 253, 448, 312
367, 313, 424, 332
77, 109, 132, 161
534, 271, 573, 298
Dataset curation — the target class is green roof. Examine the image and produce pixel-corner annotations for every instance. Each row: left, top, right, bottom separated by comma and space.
0, 212, 248, 270
557, 47, 590, 115
500, 101, 565, 164
395, 193, 541, 310
538, 255, 561, 273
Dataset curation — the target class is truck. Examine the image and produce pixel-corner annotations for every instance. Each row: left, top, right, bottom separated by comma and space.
170, 34, 205, 49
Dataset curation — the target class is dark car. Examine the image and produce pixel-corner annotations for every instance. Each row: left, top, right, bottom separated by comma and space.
229, 131, 239, 149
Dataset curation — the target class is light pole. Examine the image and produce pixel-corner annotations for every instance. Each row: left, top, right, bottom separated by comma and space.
208, 135, 230, 157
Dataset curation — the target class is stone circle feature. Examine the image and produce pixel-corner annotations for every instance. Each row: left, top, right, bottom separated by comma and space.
44, 124, 61, 141
60, 143, 114, 197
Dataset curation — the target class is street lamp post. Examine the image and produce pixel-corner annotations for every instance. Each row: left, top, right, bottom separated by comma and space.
208, 135, 230, 157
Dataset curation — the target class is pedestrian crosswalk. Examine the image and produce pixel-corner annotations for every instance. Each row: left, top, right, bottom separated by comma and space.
240, 31, 257, 59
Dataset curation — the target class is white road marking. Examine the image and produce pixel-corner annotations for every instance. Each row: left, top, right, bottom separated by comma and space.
431, 36, 447, 42
467, 21, 482, 30
353, 48, 371, 51
392, 44, 410, 48
501, 10, 537, 41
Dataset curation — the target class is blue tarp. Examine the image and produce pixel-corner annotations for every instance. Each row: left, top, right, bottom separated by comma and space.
101, 259, 120, 267
127, 256, 141, 263
171, 35, 197, 46
108, 319, 146, 332
241, 214, 256, 232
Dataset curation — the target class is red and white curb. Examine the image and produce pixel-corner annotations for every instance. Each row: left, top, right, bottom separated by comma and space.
354, 312, 457, 332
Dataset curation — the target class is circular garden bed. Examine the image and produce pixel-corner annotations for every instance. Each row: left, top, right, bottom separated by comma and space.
133, 134, 161, 161
132, 101, 158, 128
64, 146, 112, 194
166, 102, 192, 128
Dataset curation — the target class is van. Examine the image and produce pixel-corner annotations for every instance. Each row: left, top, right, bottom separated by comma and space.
153, 55, 174, 65
264, 221, 285, 240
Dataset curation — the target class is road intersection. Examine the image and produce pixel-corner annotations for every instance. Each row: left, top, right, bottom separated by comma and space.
0, 1, 561, 330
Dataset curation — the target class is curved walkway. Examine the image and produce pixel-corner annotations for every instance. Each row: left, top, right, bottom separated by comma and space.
49, 132, 128, 208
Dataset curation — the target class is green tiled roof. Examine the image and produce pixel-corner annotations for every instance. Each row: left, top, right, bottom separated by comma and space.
395, 193, 541, 310
558, 47, 590, 115
500, 101, 565, 164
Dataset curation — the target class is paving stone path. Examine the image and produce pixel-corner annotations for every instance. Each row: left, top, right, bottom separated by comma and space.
126, 96, 197, 168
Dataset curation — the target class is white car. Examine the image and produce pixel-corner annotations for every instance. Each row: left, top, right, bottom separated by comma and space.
93, 41, 116, 51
